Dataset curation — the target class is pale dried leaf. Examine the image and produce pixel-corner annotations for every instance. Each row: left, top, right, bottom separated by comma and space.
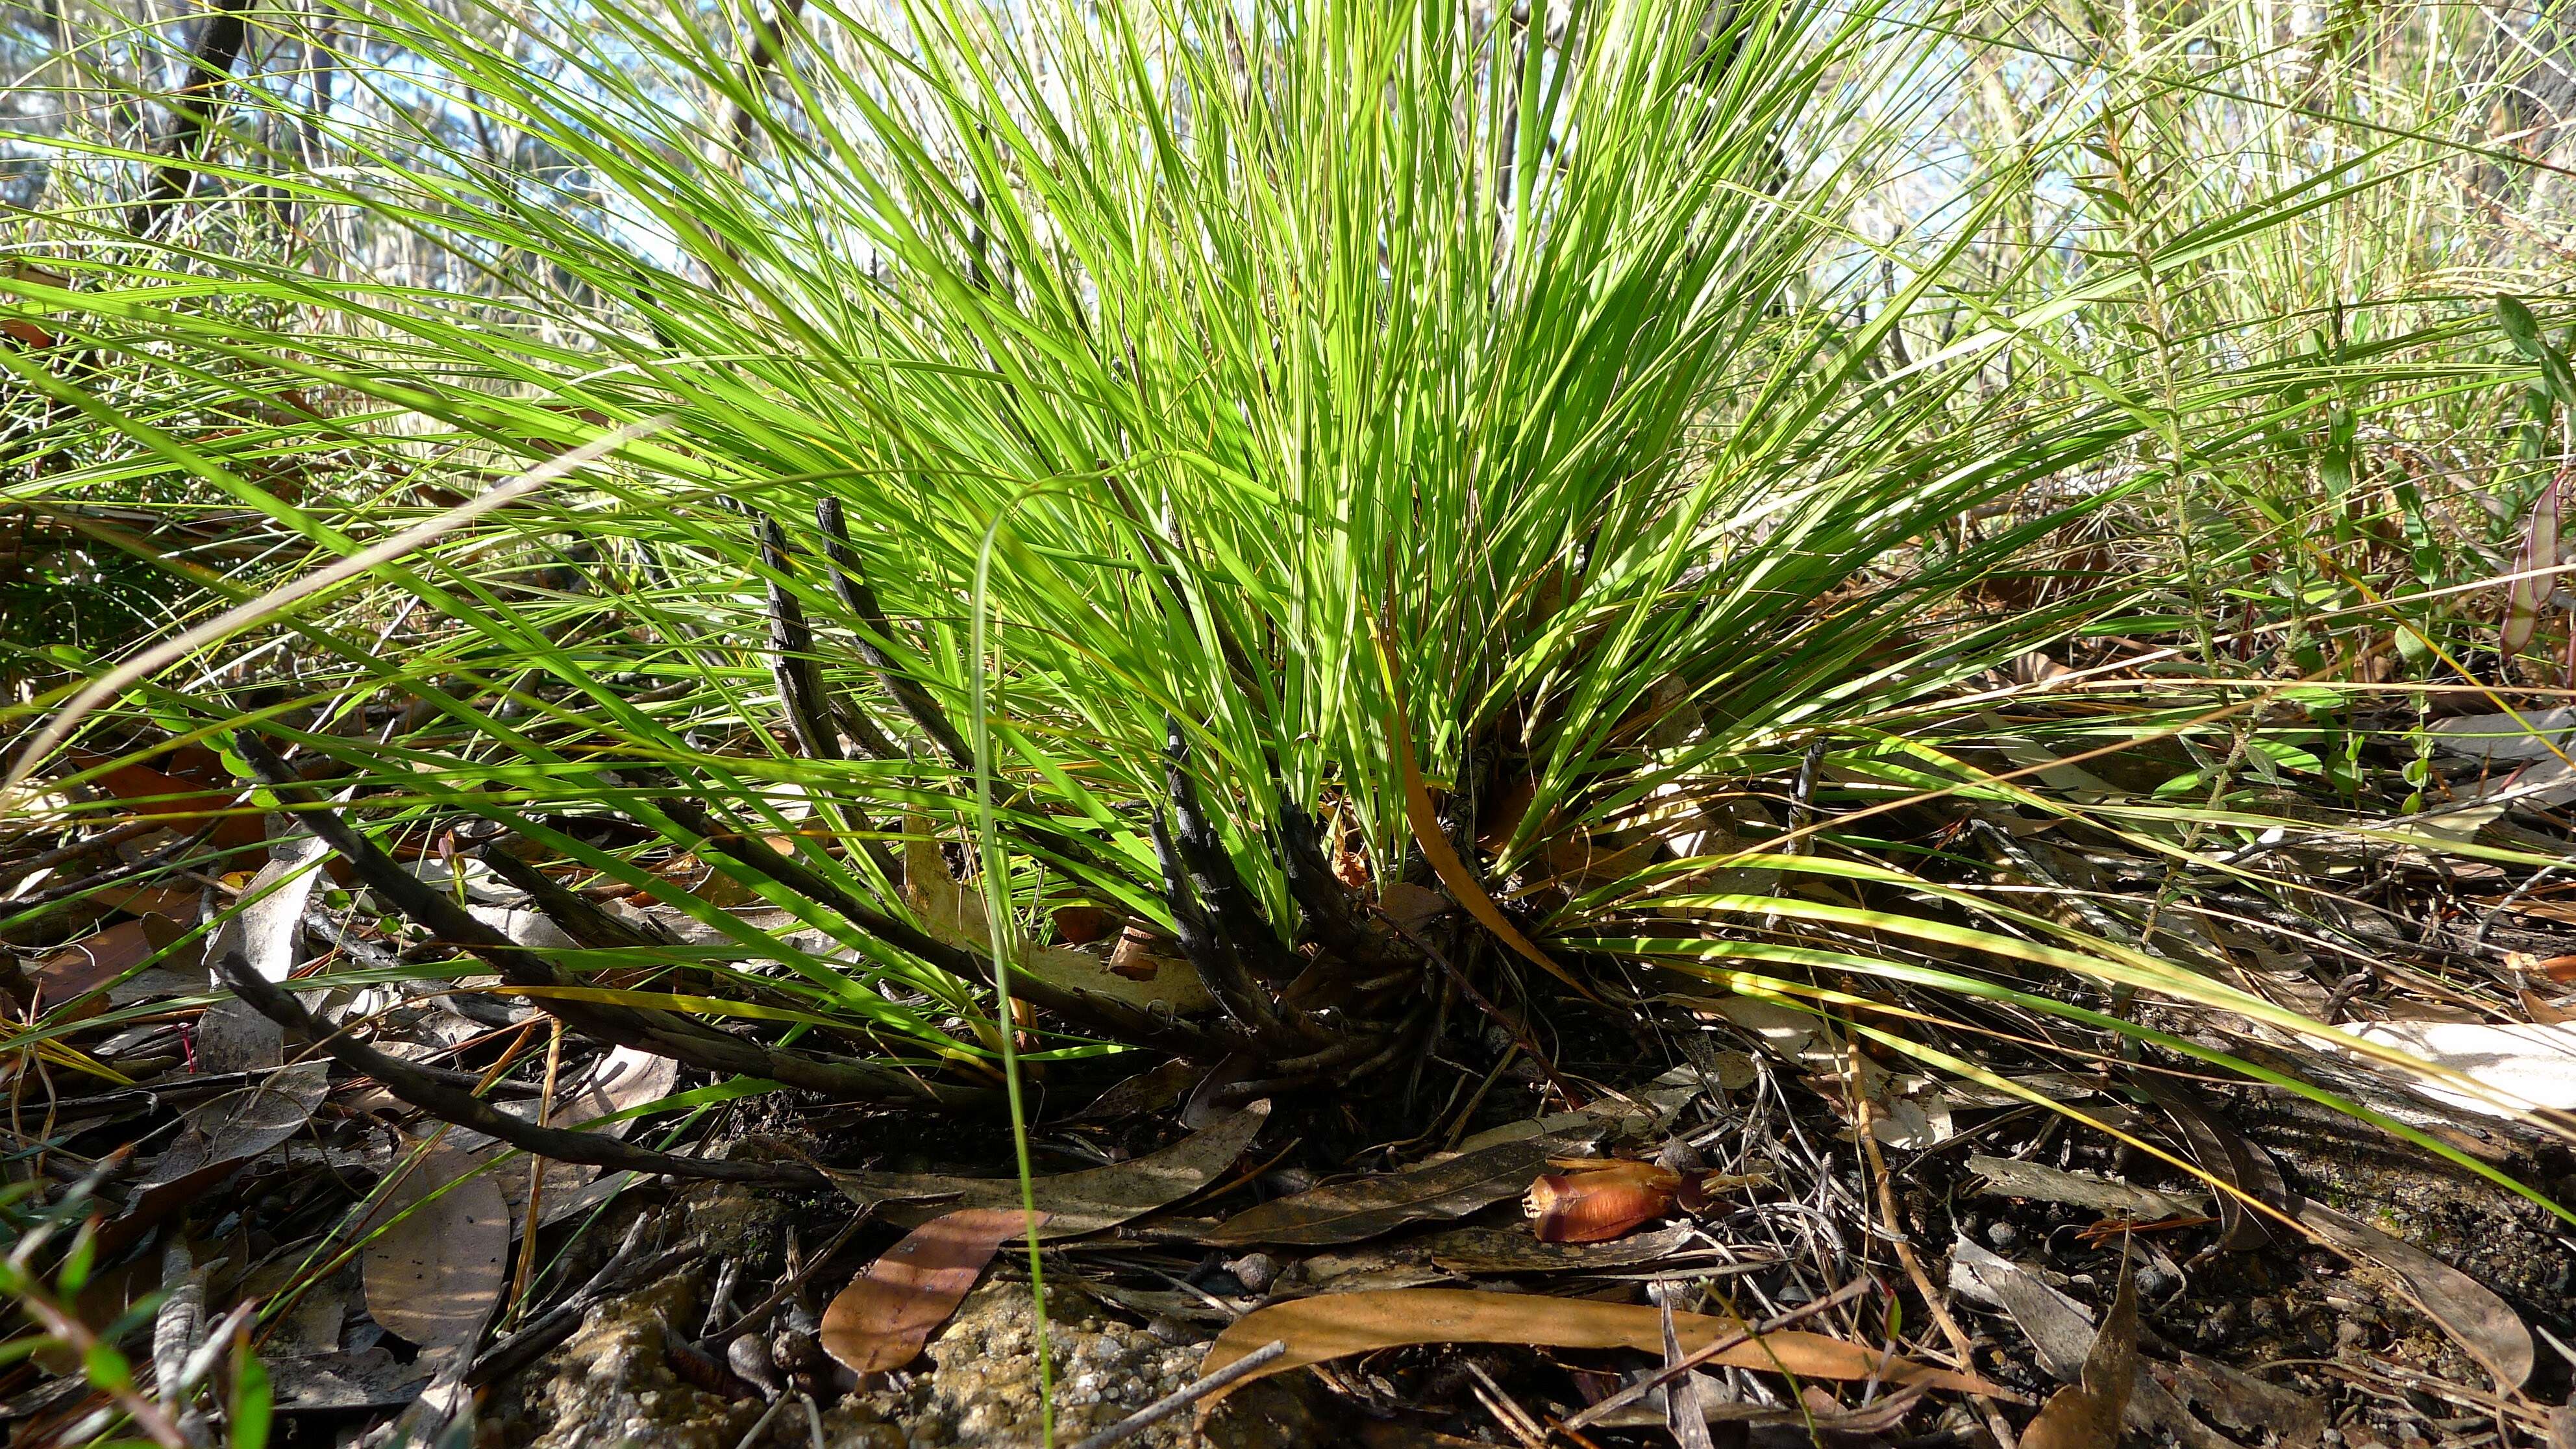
200, 834, 334, 1071
361, 1147, 511, 1356
2346, 1019, 2576, 1119
2021, 1257, 2136, 1449
124, 1061, 330, 1233
1968, 1154, 2209, 1220
2298, 1202, 2533, 1389
1950, 1237, 2235, 1449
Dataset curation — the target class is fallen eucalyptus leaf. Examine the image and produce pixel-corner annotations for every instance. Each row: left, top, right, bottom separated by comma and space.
819, 1208, 1045, 1373
1209, 1125, 1604, 1246
1194, 1288, 2001, 1411
118, 1060, 330, 1244
1426, 1222, 1697, 1274
361, 1147, 512, 1356
1950, 1237, 2233, 1449
1661, 1294, 1716, 1449
199, 831, 334, 1072
1968, 1154, 2209, 1222
2021, 1256, 2136, 1449
29, 915, 190, 1009
2429, 709, 2576, 763
828, 1101, 1267, 1239
73, 750, 265, 849
2131, 1076, 2291, 1250
2161, 1353, 2323, 1449
2297, 1201, 2533, 1389
262, 1348, 435, 1411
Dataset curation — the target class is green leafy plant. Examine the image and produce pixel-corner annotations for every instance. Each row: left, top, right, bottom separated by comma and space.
5, 0, 2573, 1238
0, 1163, 269, 1448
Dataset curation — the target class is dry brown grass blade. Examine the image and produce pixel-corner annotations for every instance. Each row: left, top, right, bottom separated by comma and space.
1375, 622, 1592, 1000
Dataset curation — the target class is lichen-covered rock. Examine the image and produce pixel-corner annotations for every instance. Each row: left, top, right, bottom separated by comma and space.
871, 1281, 1201, 1448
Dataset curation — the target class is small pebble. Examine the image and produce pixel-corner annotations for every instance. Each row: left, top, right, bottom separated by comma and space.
1985, 1220, 2020, 1249
1226, 1252, 1282, 1294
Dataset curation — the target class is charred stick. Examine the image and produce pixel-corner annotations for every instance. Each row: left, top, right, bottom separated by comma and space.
234, 732, 992, 1109
1161, 721, 1300, 985
811, 499, 975, 771
833, 697, 906, 763
758, 517, 908, 771
216, 949, 826, 1189
127, 0, 253, 236
1245, 1021, 1393, 1078
758, 516, 846, 764
476, 845, 678, 952
1276, 794, 1374, 965
713, 0, 805, 177
1148, 816, 1316, 1054
1213, 1000, 1432, 1105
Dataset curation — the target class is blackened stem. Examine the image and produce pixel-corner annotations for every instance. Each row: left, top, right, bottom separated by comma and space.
811, 499, 976, 771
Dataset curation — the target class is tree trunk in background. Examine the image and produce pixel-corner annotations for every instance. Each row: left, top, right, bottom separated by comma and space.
126, 0, 253, 237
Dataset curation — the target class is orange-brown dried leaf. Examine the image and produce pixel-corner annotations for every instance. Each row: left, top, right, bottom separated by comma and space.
1052, 904, 1115, 945
820, 1209, 1046, 1373
74, 752, 265, 851
28, 915, 190, 1011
